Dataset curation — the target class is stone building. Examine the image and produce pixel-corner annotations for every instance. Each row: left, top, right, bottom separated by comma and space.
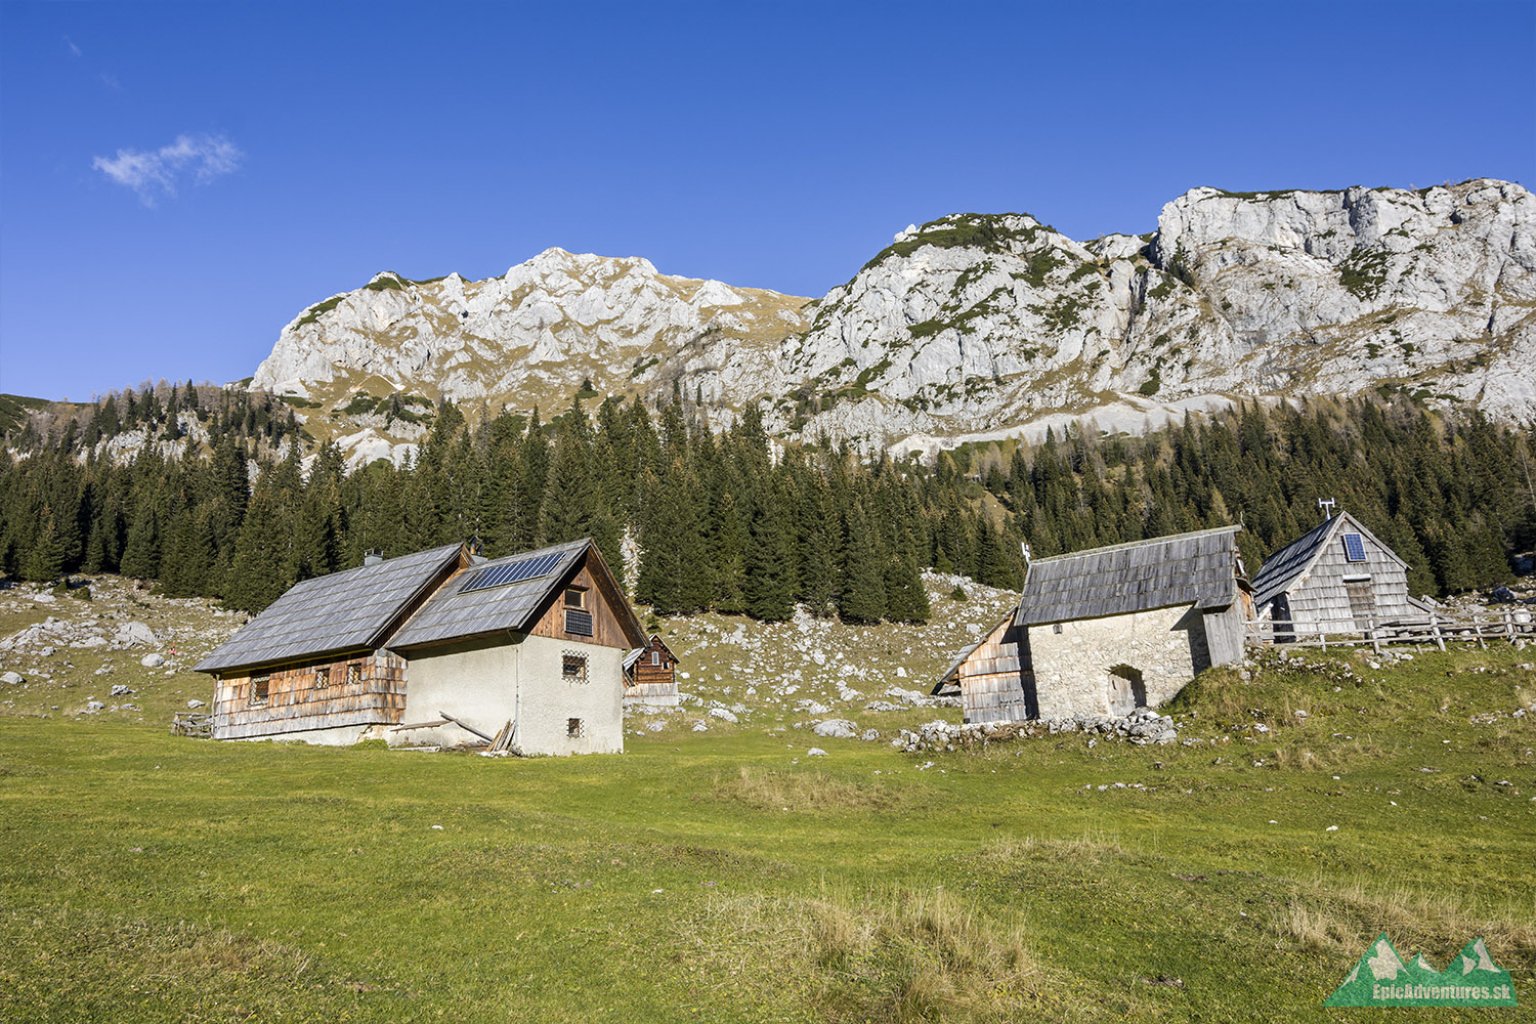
1016, 527, 1253, 718
1251, 511, 1413, 640
196, 538, 648, 755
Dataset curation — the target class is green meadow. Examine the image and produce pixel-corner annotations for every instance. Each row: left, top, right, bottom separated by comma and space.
2, 638, 1533, 1022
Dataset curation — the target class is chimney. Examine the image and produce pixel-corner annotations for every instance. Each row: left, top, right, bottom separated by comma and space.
1021, 542, 1032, 565
364, 550, 383, 566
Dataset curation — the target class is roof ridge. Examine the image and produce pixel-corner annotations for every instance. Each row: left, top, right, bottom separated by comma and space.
472, 536, 591, 568
1030, 524, 1241, 564
287, 540, 464, 590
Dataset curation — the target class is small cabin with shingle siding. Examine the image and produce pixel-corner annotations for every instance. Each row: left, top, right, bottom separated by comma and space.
931, 614, 1034, 723
1251, 512, 1412, 640
624, 633, 680, 708
196, 538, 648, 755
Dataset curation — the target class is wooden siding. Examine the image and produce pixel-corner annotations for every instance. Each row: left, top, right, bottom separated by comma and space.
212, 651, 407, 740
1275, 529, 1410, 637
630, 635, 676, 687
954, 620, 1034, 724
528, 555, 633, 649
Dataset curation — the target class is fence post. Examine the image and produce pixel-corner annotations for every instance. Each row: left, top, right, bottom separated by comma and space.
1431, 612, 1446, 652
1473, 613, 1487, 650
1320, 627, 1327, 651
1369, 617, 1381, 656
1506, 610, 1516, 644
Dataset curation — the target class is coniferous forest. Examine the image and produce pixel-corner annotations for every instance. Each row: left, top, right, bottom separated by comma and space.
1, 383, 1533, 621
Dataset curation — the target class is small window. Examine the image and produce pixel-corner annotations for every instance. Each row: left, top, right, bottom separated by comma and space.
346, 663, 361, 685
314, 666, 330, 688
564, 587, 587, 609
562, 654, 587, 682
250, 675, 270, 706
1342, 533, 1367, 562
567, 717, 584, 738
650, 650, 661, 666
1052, 623, 1064, 634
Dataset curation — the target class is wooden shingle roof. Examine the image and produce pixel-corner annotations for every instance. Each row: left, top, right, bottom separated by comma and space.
1014, 526, 1243, 628
194, 543, 465, 674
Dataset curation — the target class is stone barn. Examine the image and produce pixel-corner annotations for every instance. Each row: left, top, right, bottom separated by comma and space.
931, 614, 1034, 724
623, 633, 680, 708
1012, 526, 1252, 720
1251, 511, 1413, 640
196, 537, 648, 755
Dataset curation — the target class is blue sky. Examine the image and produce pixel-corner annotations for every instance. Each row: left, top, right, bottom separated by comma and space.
1, 1, 1533, 401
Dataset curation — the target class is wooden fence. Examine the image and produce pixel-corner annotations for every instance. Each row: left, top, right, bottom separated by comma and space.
1247, 610, 1536, 652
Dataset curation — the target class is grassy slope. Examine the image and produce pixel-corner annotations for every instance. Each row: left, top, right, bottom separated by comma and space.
0, 581, 1533, 1023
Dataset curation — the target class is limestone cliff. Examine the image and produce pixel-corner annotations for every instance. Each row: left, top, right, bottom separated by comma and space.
251, 179, 1536, 461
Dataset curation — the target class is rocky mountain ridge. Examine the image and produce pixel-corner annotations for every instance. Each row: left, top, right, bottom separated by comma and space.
252, 179, 1536, 462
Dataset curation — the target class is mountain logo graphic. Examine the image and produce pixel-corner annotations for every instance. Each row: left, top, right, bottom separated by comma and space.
1325, 933, 1519, 1007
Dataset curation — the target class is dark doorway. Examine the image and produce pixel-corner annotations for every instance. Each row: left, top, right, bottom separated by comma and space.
1107, 664, 1146, 715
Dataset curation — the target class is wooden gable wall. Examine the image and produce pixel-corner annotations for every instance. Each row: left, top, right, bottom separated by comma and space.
528, 553, 635, 649
630, 635, 676, 687
1282, 520, 1411, 632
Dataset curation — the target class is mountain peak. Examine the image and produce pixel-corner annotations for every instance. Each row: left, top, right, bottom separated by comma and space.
251, 179, 1535, 466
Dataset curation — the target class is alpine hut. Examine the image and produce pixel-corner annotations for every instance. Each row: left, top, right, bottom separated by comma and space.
196, 538, 649, 755
623, 633, 680, 708
1251, 511, 1413, 641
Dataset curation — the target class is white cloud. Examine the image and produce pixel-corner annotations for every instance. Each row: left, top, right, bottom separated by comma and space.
64, 36, 82, 58
92, 133, 243, 205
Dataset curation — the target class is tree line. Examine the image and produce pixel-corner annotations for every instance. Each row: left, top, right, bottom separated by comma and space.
2, 387, 1532, 620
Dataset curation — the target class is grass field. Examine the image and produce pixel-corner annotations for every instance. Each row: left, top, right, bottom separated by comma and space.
1, 583, 1534, 1022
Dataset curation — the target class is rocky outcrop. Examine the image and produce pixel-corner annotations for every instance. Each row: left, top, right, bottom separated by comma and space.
250, 180, 1536, 458
784, 179, 1535, 444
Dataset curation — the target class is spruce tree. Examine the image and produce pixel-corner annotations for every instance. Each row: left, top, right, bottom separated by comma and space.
838, 499, 887, 624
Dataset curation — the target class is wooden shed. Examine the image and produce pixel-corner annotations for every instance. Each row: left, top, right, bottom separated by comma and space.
931, 614, 1035, 724
624, 633, 680, 708
1251, 511, 1412, 640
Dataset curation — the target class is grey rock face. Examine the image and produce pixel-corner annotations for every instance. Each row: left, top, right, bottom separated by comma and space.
252, 181, 1535, 459
0, 670, 23, 685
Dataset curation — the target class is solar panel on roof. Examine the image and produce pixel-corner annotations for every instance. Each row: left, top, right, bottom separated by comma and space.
1342, 533, 1366, 563
458, 551, 564, 593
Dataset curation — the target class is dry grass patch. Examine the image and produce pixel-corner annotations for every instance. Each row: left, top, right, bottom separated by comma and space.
1269, 879, 1536, 967
688, 886, 1051, 1023
713, 765, 908, 813
971, 832, 1125, 869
